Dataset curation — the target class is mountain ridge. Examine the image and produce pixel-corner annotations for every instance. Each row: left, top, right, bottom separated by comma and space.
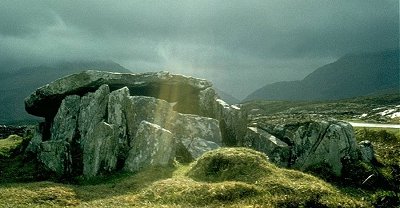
244, 49, 399, 102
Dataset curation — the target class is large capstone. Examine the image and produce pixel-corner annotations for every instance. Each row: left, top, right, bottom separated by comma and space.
25, 70, 211, 119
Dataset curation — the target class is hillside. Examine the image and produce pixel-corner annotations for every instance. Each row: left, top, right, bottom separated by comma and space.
244, 49, 399, 101
0, 61, 131, 124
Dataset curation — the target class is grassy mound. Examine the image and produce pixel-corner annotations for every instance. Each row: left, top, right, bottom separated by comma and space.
187, 147, 272, 183
0, 134, 24, 158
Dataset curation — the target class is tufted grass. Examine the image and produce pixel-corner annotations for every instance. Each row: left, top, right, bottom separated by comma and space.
0, 148, 371, 207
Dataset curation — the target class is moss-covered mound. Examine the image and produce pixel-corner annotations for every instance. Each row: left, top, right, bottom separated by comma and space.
187, 147, 273, 183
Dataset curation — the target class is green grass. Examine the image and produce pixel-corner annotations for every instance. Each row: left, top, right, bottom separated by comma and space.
0, 148, 371, 207
353, 127, 400, 191
0, 134, 23, 158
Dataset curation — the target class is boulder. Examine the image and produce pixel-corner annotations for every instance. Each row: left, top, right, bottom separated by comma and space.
248, 116, 359, 176
243, 126, 290, 167
124, 121, 175, 172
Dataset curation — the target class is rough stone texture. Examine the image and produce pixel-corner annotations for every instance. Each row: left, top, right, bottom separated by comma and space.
124, 121, 175, 172
50, 95, 80, 142
358, 140, 375, 163
83, 122, 118, 178
249, 116, 359, 176
243, 126, 290, 167
38, 140, 71, 175
180, 137, 220, 160
25, 126, 43, 154
199, 87, 247, 146
25, 70, 211, 118
107, 87, 130, 153
78, 84, 109, 149
173, 113, 222, 145
128, 96, 177, 142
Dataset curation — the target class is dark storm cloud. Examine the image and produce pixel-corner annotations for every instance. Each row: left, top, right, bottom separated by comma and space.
0, 0, 398, 98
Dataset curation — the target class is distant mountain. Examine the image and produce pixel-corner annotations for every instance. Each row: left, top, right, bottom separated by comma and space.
0, 60, 131, 124
244, 49, 399, 102
214, 88, 240, 104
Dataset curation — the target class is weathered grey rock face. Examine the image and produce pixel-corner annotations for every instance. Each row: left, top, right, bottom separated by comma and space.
50, 95, 80, 143
78, 84, 109, 149
107, 87, 130, 153
124, 121, 175, 172
83, 122, 118, 177
199, 88, 247, 146
243, 126, 289, 167
247, 117, 359, 176
38, 140, 70, 175
180, 137, 220, 160
128, 96, 177, 141
173, 113, 222, 145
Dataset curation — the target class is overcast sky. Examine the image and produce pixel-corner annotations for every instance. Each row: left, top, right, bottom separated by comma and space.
0, 0, 398, 99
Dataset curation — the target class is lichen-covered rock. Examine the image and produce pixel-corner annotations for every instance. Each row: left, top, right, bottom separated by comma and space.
38, 140, 71, 175
82, 122, 118, 177
124, 121, 175, 172
293, 121, 358, 176
78, 84, 109, 149
107, 87, 130, 152
128, 96, 177, 141
173, 113, 222, 145
249, 117, 359, 176
199, 87, 247, 146
50, 95, 80, 142
243, 126, 289, 167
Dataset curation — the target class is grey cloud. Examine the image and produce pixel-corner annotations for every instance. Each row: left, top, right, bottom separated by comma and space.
0, 0, 398, 98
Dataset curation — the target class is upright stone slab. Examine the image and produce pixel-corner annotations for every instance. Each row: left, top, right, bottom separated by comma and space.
38, 140, 71, 175
124, 121, 175, 172
50, 95, 81, 142
127, 96, 177, 144
78, 84, 110, 148
82, 122, 118, 178
107, 87, 131, 153
173, 113, 222, 145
